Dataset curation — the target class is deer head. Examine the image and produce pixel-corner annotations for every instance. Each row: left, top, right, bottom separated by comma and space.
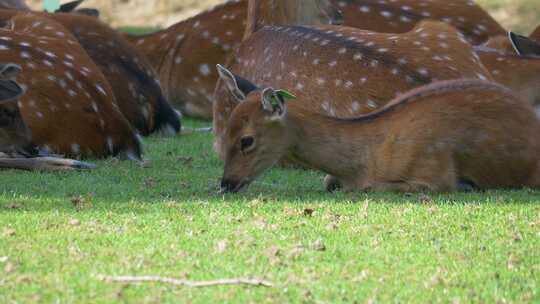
219, 66, 296, 192
244, 0, 342, 39
0, 63, 32, 155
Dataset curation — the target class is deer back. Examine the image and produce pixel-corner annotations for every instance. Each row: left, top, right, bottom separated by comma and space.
42, 11, 181, 135
125, 0, 247, 119
213, 21, 492, 157
0, 14, 142, 158
333, 0, 505, 45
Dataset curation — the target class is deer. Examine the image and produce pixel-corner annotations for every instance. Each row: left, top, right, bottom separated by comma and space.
124, 0, 247, 120
124, 0, 340, 119
0, 13, 143, 160
214, 19, 493, 160
331, 0, 506, 45
0, 8, 181, 136
219, 78, 540, 193
0, 62, 96, 171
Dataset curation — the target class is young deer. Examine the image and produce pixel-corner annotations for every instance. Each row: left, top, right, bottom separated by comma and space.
220, 79, 540, 193
0, 9, 181, 136
214, 21, 492, 159
0, 14, 142, 159
332, 0, 506, 45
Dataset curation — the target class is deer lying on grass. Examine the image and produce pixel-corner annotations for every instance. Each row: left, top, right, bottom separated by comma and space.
0, 14, 142, 160
332, 0, 506, 45
214, 20, 493, 159
219, 79, 540, 193
125, 0, 247, 120
0, 8, 181, 136
125, 0, 339, 119
0, 62, 95, 171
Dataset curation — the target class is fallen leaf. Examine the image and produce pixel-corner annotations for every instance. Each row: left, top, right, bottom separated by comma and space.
311, 239, 326, 251
215, 240, 228, 253
2, 228, 15, 237
265, 245, 281, 258
303, 208, 315, 217
69, 219, 81, 226
4, 262, 15, 274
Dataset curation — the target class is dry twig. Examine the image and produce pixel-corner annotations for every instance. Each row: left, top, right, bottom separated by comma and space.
98, 275, 273, 288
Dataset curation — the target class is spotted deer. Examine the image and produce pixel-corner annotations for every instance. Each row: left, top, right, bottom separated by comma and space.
214, 20, 493, 159
125, 0, 339, 119
125, 0, 247, 119
0, 9, 181, 136
0, 62, 97, 170
332, 0, 506, 45
0, 13, 142, 159
219, 79, 540, 193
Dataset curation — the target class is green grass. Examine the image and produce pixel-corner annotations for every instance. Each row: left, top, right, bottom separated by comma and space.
0, 118, 539, 303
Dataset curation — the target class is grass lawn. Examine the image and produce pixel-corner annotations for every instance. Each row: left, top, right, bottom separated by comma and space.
0, 118, 539, 303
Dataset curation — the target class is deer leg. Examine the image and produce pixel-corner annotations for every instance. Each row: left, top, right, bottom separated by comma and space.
0, 157, 96, 171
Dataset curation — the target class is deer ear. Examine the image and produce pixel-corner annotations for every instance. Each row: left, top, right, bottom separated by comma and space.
55, 0, 84, 13
261, 88, 289, 118
0, 63, 21, 79
509, 31, 540, 57
0, 79, 23, 104
216, 64, 258, 102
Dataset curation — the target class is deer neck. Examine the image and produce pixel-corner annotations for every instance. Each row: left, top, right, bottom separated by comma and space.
286, 109, 383, 180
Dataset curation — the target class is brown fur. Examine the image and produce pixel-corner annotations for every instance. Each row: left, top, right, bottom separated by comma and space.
125, 0, 247, 119
0, 14, 142, 159
475, 46, 540, 110
332, 0, 505, 45
0, 9, 181, 135
221, 79, 540, 193
244, 0, 341, 40
214, 21, 493, 159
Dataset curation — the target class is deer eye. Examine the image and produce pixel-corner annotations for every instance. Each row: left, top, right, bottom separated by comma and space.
240, 136, 255, 153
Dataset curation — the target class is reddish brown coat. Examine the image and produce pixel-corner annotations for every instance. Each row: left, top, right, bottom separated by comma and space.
332, 0, 505, 45
213, 21, 492, 158
125, 0, 247, 119
0, 14, 141, 158
221, 79, 540, 193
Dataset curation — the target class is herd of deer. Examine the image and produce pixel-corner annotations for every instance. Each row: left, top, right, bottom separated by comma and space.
0, 0, 539, 193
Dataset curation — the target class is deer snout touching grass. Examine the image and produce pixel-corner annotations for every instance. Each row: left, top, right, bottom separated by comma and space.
220, 76, 540, 193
